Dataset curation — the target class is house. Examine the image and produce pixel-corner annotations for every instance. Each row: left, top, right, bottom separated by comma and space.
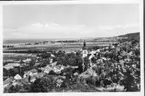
23, 69, 38, 78
4, 63, 20, 70
4, 77, 14, 85
14, 74, 22, 80
23, 58, 31, 63
30, 76, 37, 83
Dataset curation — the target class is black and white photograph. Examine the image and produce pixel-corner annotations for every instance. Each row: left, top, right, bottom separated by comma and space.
0, 0, 73, 1
1, 0, 144, 94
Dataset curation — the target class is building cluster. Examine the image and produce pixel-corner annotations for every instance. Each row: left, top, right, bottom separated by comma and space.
3, 39, 140, 92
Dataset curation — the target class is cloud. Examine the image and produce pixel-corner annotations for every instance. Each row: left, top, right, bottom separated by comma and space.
97, 23, 140, 37
124, 23, 139, 29
3, 23, 96, 39
99, 24, 139, 31
3, 23, 140, 39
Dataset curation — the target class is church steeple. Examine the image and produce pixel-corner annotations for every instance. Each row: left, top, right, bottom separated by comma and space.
82, 40, 86, 50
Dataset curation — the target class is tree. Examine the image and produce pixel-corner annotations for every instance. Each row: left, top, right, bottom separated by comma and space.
84, 57, 90, 71
29, 59, 35, 67
30, 77, 54, 92
41, 53, 51, 59
8, 68, 19, 76
3, 68, 9, 76
8, 85, 21, 93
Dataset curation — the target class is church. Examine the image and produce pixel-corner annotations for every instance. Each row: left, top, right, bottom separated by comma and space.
82, 40, 88, 58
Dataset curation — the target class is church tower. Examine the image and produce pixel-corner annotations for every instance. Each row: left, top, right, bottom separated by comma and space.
81, 40, 88, 72
82, 40, 88, 58
82, 40, 86, 50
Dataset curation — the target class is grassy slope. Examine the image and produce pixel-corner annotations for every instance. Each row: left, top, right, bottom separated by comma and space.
118, 32, 140, 40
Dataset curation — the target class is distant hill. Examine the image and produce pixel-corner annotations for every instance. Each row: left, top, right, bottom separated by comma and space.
92, 32, 140, 42
118, 32, 140, 41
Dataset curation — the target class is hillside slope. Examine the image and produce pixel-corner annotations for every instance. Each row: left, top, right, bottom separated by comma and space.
118, 32, 140, 41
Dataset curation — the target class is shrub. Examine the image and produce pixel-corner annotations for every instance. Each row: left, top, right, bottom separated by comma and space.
30, 77, 54, 92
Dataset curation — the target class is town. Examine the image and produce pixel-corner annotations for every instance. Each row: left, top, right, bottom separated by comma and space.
3, 32, 140, 92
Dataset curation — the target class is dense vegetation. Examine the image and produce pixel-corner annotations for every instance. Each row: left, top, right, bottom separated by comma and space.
3, 32, 141, 92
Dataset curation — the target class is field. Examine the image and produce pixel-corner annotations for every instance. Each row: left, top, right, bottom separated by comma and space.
3, 53, 36, 61
3, 41, 118, 53
3, 33, 140, 92
3, 40, 118, 70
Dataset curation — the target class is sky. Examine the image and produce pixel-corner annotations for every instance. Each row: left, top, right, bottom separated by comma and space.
3, 4, 140, 40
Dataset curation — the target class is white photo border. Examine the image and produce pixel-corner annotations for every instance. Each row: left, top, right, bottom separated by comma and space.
0, 0, 144, 96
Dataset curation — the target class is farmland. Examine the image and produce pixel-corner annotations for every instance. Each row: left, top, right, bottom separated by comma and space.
3, 39, 118, 53
3, 32, 140, 92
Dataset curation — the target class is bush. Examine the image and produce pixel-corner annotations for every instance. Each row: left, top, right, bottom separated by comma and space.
30, 77, 54, 92
40, 53, 51, 59
8, 85, 22, 93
